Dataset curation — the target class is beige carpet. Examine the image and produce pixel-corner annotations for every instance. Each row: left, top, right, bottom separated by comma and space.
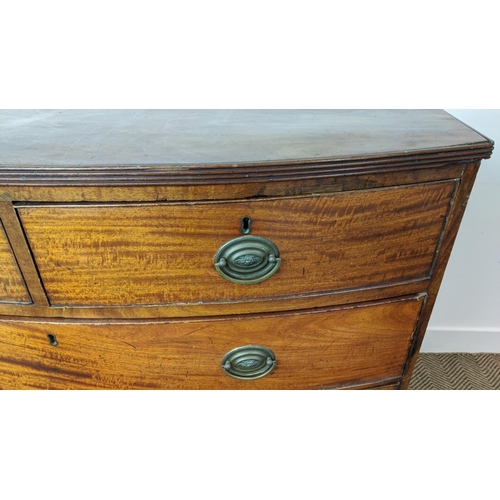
408, 353, 500, 390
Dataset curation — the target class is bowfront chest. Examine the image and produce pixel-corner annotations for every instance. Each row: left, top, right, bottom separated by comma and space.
0, 110, 493, 389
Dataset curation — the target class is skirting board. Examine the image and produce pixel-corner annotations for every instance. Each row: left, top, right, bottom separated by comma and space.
421, 328, 500, 353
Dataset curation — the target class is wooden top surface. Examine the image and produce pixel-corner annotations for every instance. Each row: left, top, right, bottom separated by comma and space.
0, 110, 493, 167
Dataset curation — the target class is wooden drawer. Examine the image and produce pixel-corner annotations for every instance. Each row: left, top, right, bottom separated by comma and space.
0, 296, 423, 389
17, 181, 454, 307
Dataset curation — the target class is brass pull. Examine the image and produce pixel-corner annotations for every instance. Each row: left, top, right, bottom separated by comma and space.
214, 235, 281, 284
222, 345, 277, 380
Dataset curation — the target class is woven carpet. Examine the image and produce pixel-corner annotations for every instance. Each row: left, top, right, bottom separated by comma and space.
408, 353, 500, 390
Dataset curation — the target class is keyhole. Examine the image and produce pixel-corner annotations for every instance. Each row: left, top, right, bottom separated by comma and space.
240, 216, 252, 235
47, 333, 58, 346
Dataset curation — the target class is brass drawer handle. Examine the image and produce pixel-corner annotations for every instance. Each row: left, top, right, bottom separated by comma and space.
222, 345, 277, 380
214, 235, 281, 284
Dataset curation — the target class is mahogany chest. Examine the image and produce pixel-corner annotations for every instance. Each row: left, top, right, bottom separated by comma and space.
0, 110, 493, 389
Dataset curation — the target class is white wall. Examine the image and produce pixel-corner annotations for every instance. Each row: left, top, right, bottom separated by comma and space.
420, 110, 500, 352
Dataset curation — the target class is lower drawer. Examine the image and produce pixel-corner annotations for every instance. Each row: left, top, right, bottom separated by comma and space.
0, 296, 423, 389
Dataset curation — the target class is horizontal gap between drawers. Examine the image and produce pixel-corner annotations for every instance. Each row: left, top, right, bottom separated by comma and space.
0, 292, 426, 326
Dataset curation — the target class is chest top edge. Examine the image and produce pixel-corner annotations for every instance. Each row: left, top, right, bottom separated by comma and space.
0, 110, 494, 171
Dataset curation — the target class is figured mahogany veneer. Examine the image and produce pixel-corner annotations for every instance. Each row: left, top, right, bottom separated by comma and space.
0, 221, 30, 304
0, 297, 422, 390
0, 110, 494, 390
18, 181, 454, 307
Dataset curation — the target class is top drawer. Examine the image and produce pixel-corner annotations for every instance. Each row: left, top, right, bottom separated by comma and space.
17, 181, 455, 307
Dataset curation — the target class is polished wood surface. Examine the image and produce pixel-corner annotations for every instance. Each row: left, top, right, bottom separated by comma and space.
0, 162, 465, 203
0, 221, 30, 303
0, 297, 423, 389
0, 202, 49, 306
18, 181, 454, 307
0, 282, 428, 320
401, 162, 483, 389
0, 110, 491, 168
0, 110, 493, 390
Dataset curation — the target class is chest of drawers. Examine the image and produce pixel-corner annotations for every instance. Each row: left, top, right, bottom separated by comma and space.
0, 110, 493, 389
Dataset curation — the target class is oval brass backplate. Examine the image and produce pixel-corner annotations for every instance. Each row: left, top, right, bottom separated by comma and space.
214, 235, 281, 285
222, 345, 277, 380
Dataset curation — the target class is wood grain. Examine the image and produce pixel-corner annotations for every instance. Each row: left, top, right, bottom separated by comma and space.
328, 378, 401, 390
0, 221, 31, 303
0, 203, 49, 306
0, 162, 465, 203
401, 162, 483, 389
0, 111, 492, 391
0, 281, 428, 319
18, 182, 455, 307
0, 110, 492, 169
369, 384, 398, 390
0, 296, 423, 390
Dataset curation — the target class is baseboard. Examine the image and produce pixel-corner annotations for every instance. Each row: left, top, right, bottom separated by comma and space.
421, 328, 500, 353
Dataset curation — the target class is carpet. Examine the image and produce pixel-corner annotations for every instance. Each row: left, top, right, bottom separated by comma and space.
408, 353, 500, 390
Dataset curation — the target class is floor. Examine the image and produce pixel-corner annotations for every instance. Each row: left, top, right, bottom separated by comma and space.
408, 353, 500, 390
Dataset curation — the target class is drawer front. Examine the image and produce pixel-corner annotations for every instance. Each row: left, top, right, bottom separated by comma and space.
18, 182, 454, 307
0, 221, 30, 303
0, 296, 423, 389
